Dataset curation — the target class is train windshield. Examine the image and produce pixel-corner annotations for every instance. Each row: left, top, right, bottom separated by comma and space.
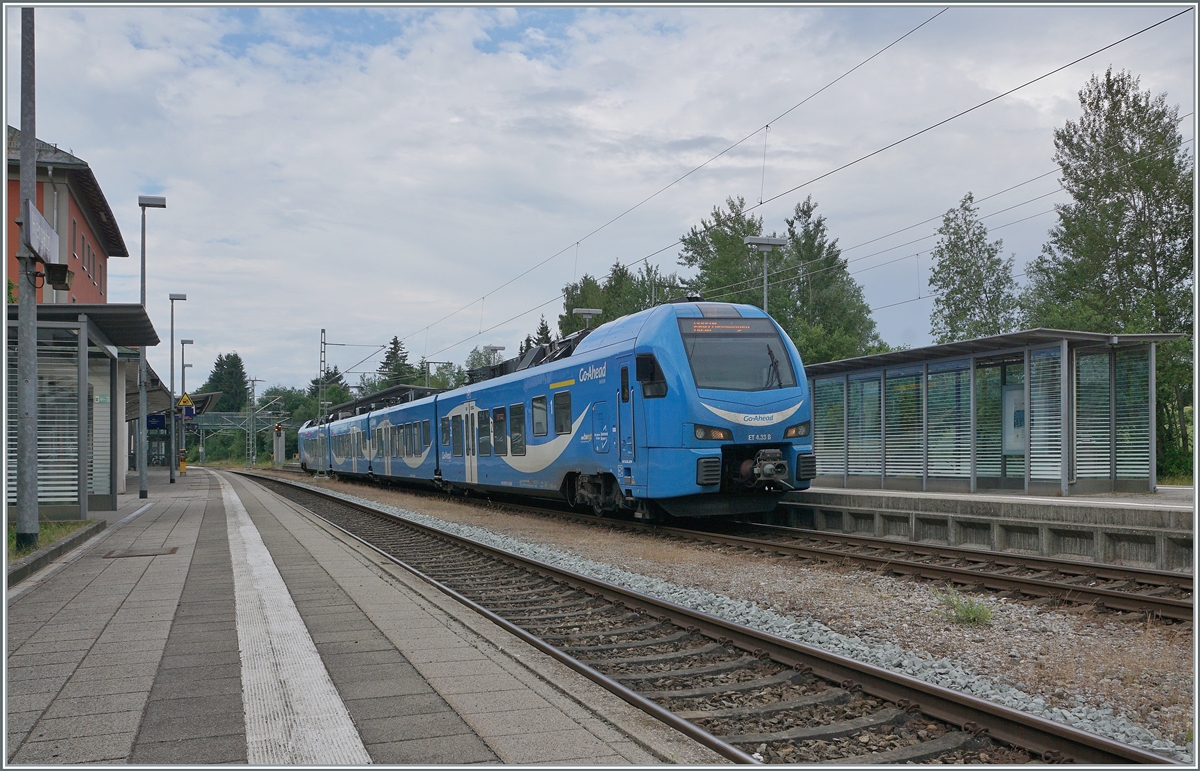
678, 318, 797, 391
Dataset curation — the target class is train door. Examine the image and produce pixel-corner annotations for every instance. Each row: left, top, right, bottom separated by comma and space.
464, 401, 478, 484
617, 356, 635, 463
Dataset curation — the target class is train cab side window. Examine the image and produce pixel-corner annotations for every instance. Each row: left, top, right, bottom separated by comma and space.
510, 403, 526, 456
451, 415, 464, 457
636, 354, 669, 398
422, 420, 431, 449
532, 396, 548, 436
441, 417, 450, 446
478, 410, 491, 456
621, 367, 630, 403
553, 391, 572, 435
492, 408, 507, 455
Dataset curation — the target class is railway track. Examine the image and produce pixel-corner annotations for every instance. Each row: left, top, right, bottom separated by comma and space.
256, 470, 1193, 619
246, 473, 1177, 765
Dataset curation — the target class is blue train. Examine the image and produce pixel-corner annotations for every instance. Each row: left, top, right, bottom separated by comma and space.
298, 300, 815, 519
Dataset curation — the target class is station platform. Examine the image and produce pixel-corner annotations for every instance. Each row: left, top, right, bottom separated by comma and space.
775, 485, 1194, 571
6, 467, 724, 765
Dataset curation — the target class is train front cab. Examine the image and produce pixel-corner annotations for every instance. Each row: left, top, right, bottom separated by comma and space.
638, 302, 815, 518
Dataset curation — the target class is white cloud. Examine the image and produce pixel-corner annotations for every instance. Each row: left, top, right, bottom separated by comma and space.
5, 5, 1193, 389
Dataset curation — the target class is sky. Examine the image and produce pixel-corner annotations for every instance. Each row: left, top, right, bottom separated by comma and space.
4, 4, 1196, 393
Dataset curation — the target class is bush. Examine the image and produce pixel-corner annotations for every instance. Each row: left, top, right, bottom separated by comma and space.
933, 585, 993, 625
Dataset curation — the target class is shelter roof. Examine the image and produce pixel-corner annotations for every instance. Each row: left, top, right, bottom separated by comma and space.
8, 303, 159, 346
7, 125, 129, 258
804, 328, 1185, 378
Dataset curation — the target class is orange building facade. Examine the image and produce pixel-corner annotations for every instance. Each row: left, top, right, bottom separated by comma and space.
7, 126, 128, 304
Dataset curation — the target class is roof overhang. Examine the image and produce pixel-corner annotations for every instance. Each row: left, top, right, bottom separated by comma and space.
8, 304, 159, 346
804, 328, 1186, 378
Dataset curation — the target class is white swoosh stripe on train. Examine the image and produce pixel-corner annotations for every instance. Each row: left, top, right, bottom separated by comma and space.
499, 406, 590, 474
701, 400, 803, 426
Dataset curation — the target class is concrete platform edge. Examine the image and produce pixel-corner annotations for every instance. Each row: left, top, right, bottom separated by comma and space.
6, 520, 107, 587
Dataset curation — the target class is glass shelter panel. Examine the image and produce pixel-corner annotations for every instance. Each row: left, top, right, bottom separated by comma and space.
974, 364, 1002, 478
884, 367, 922, 477
88, 354, 111, 496
926, 361, 970, 478
5, 326, 81, 508
1075, 352, 1111, 479
1115, 349, 1149, 479
847, 374, 881, 476
812, 378, 845, 477
1029, 347, 1062, 481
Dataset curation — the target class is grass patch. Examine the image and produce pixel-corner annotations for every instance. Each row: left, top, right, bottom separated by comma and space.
933, 585, 993, 625
1158, 474, 1193, 486
7, 520, 93, 562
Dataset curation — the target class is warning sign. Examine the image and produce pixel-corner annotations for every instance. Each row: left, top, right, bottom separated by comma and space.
177, 392, 194, 408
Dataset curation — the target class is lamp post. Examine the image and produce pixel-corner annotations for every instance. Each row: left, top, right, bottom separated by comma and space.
571, 308, 602, 329
180, 339, 193, 467
743, 236, 786, 314
138, 195, 166, 498
482, 345, 505, 366
168, 293, 186, 483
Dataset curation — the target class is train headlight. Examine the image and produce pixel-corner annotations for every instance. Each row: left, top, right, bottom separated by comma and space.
694, 424, 733, 441
784, 421, 811, 439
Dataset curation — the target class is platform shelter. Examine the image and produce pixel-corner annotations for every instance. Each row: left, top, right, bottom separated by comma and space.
6, 303, 159, 517
804, 329, 1182, 497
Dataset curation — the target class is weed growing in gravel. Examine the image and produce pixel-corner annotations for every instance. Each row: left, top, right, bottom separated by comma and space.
933, 585, 993, 625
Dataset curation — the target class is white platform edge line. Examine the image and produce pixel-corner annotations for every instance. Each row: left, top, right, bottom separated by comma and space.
217, 472, 372, 765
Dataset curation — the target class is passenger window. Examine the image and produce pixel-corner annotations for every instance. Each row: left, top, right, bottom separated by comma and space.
478, 410, 491, 456
422, 420, 431, 449
408, 423, 415, 456
532, 396, 548, 436
553, 391, 572, 435
492, 408, 507, 456
451, 415, 464, 457
636, 354, 669, 398
621, 366, 630, 403
441, 417, 450, 446
510, 403, 526, 456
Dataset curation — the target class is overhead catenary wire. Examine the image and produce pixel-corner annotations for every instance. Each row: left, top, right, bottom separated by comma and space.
393, 9, 950, 350
412, 8, 1192, 359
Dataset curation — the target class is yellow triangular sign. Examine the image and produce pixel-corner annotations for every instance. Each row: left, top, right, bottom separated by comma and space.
177, 392, 194, 408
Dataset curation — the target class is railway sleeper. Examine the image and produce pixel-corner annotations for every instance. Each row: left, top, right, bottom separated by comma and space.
584, 642, 726, 666
673, 687, 850, 721
610, 655, 760, 682
818, 728, 979, 765
539, 620, 669, 641
523, 610, 644, 632
485, 593, 590, 611
502, 605, 622, 624
724, 706, 908, 745
561, 630, 695, 653
643, 671, 804, 701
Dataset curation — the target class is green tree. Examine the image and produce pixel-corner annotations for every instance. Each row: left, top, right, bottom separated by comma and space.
559, 263, 684, 336
677, 195, 886, 364
1023, 68, 1193, 476
197, 352, 249, 412
534, 315, 553, 344
927, 192, 1021, 343
377, 336, 417, 387
782, 197, 889, 363
678, 196, 768, 309
428, 361, 465, 390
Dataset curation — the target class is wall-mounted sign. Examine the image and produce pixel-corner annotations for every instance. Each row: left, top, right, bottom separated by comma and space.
22, 200, 59, 264
1002, 384, 1026, 455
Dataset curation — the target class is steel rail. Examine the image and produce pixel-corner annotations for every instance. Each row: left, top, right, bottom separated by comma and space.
245, 473, 1179, 765
257, 471, 1192, 618
650, 524, 1193, 620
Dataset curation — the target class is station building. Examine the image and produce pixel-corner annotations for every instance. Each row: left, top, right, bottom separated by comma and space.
7, 126, 165, 518
804, 329, 1181, 497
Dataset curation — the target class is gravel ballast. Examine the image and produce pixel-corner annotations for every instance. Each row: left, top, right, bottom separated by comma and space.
267, 474, 1194, 764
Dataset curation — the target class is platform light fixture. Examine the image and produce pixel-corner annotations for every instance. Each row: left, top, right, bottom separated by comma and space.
137, 194, 166, 499
572, 307, 602, 329
743, 236, 786, 313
